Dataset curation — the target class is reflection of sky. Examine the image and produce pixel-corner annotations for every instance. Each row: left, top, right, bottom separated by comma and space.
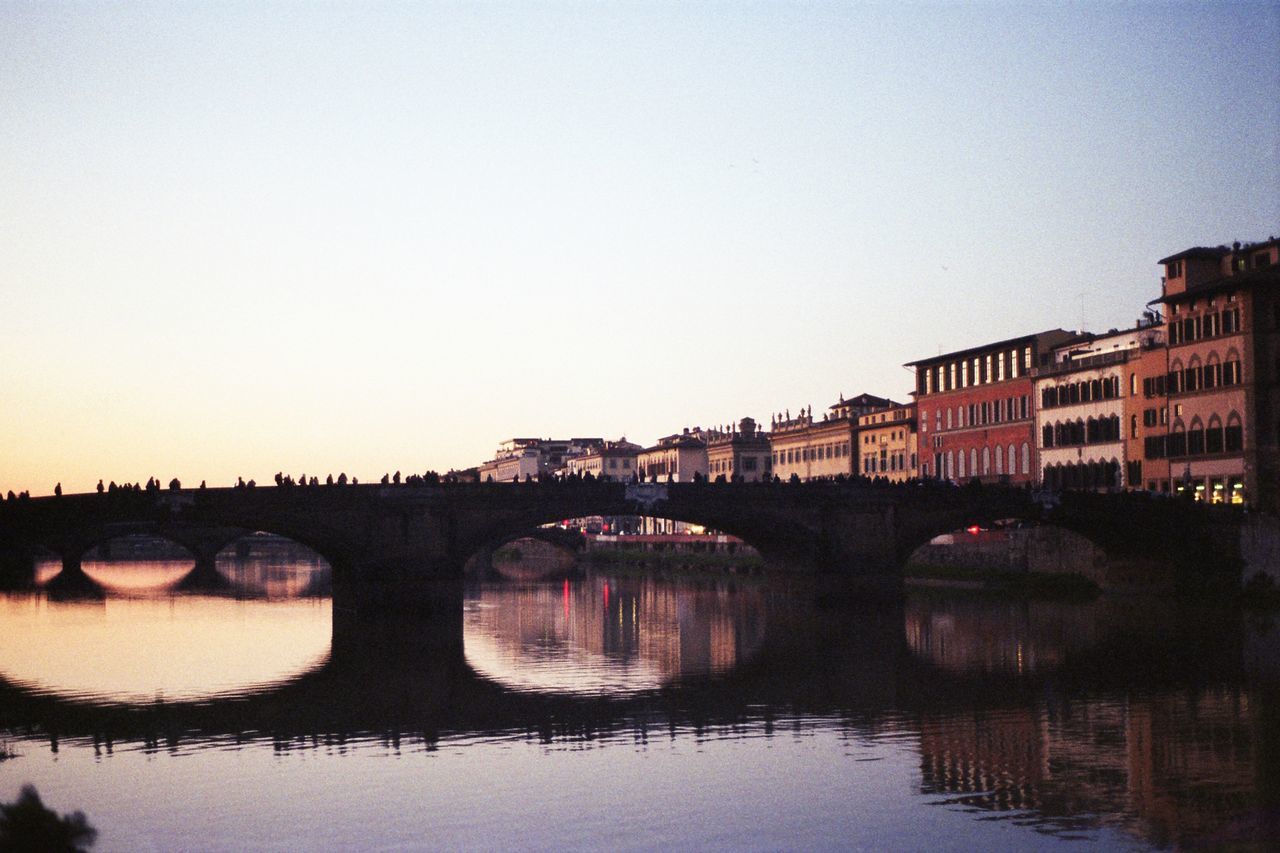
464, 577, 764, 695
0, 593, 330, 703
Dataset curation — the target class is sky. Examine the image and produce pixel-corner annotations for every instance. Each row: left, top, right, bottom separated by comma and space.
2, 1, 1277, 495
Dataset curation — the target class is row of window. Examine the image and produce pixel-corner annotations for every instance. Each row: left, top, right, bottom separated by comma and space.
1040, 415, 1122, 448
1167, 308, 1240, 345
709, 456, 764, 474
918, 347, 1033, 395
773, 443, 851, 466
1167, 360, 1242, 394
925, 395, 1030, 433
1039, 376, 1122, 409
1143, 423, 1244, 459
862, 430, 907, 444
1042, 459, 1122, 491
861, 451, 915, 474
928, 442, 1031, 481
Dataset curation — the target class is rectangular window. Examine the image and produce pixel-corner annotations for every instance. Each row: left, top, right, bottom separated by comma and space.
985, 355, 992, 384
998, 355, 1006, 381
950, 363, 958, 389
1167, 431, 1187, 457
1206, 428, 1223, 454
1011, 349, 1020, 377
961, 361, 969, 387
1144, 435, 1166, 459
1225, 425, 1243, 452
1130, 372, 1137, 396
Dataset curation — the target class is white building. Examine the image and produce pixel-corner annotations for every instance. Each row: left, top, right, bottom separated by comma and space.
1033, 327, 1154, 490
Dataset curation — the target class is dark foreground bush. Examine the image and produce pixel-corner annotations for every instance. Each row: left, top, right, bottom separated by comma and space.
0, 785, 96, 851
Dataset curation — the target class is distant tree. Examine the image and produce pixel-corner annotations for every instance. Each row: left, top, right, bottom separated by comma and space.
0, 784, 97, 851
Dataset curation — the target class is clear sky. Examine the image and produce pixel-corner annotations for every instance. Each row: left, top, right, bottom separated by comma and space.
2, 1, 1277, 494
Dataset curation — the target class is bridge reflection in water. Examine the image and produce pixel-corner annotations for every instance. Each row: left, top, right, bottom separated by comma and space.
0, 561, 1276, 849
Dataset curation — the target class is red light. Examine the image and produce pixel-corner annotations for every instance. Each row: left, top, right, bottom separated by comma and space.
966, 525, 981, 535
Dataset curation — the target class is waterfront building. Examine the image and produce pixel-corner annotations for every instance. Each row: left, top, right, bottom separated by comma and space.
567, 439, 643, 481
768, 394, 893, 481
706, 417, 772, 482
857, 403, 918, 482
908, 329, 1076, 485
1127, 319, 1172, 493
1154, 238, 1279, 508
637, 429, 711, 483
1034, 324, 1162, 491
478, 437, 603, 482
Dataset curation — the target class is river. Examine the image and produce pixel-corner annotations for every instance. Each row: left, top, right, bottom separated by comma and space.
0, 549, 1276, 850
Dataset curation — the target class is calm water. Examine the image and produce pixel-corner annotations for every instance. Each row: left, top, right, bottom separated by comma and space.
0, 554, 1277, 851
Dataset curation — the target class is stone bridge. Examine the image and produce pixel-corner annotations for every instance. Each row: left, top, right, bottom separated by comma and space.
0, 481, 1256, 607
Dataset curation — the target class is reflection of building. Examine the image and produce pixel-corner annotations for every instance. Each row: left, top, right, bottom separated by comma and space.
857, 403, 917, 481
706, 417, 771, 482
478, 437, 603, 482
462, 576, 767, 693
1154, 239, 1279, 509
908, 330, 1075, 484
567, 439, 643, 481
1034, 324, 1163, 490
908, 594, 1264, 847
768, 394, 892, 481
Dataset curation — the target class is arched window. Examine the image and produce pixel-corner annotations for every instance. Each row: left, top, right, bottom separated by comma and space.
981, 446, 990, 475
969, 449, 977, 477
995, 445, 1004, 475
946, 451, 955, 480
1042, 424, 1054, 448
957, 450, 966, 479
1086, 416, 1098, 443
1021, 442, 1030, 475
1225, 412, 1243, 452
1090, 379, 1102, 400
1009, 444, 1017, 477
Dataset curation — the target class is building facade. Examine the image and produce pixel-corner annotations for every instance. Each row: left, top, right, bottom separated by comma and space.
567, 439, 643, 481
478, 437, 603, 482
637, 430, 710, 483
909, 330, 1076, 485
1034, 326, 1161, 491
1155, 238, 1279, 508
706, 418, 772, 482
767, 394, 894, 482
857, 403, 918, 482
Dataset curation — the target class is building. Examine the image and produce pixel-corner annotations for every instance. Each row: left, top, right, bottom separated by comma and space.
567, 439, 643, 481
858, 403, 918, 482
1127, 317, 1172, 493
706, 417, 772, 482
908, 330, 1076, 485
1153, 238, 1279, 508
768, 394, 893, 482
478, 437, 603, 482
1034, 324, 1162, 491
637, 429, 711, 483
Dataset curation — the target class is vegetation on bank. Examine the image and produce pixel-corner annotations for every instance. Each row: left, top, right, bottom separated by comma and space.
904, 560, 1100, 599
0, 785, 96, 851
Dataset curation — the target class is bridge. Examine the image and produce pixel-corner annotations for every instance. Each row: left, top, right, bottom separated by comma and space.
0, 480, 1255, 609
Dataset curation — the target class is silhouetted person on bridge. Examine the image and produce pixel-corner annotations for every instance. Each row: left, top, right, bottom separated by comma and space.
326, 474, 334, 486
199, 480, 206, 489
96, 480, 104, 494
169, 478, 181, 490
338, 473, 347, 485
54, 483, 62, 497
393, 471, 401, 485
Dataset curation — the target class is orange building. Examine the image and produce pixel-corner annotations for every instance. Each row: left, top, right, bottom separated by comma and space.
1154, 238, 1279, 508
